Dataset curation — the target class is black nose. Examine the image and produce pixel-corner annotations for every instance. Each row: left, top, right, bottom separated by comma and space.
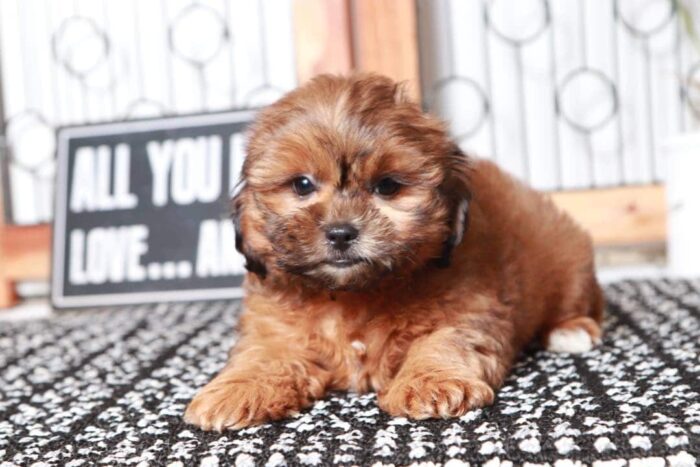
325, 224, 359, 250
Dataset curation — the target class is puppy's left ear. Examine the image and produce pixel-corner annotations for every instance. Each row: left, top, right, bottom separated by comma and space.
435, 144, 472, 268
231, 185, 268, 279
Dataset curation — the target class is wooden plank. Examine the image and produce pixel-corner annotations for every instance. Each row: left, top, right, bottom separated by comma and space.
0, 222, 51, 308
350, 0, 421, 100
293, 0, 353, 83
550, 185, 667, 247
0, 223, 51, 279
0, 280, 18, 309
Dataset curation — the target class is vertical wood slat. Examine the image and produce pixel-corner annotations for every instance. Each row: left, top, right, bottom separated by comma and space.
292, 0, 421, 99
0, 181, 18, 307
0, 222, 51, 308
349, 0, 421, 100
0, 279, 17, 308
0, 182, 51, 308
293, 0, 354, 83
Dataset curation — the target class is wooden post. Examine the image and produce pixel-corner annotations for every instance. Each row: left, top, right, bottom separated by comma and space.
293, 0, 354, 83
349, 0, 421, 100
0, 184, 19, 308
0, 221, 51, 308
0, 278, 17, 308
292, 0, 421, 99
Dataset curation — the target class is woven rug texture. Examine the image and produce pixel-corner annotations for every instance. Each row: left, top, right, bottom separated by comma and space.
0, 279, 699, 466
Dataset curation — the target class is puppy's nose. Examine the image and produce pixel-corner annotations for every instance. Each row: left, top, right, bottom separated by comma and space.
325, 224, 359, 251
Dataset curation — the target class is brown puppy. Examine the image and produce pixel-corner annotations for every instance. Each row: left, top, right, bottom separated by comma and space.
184, 74, 604, 431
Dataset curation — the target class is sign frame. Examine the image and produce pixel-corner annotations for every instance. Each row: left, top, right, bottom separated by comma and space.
52, 110, 256, 308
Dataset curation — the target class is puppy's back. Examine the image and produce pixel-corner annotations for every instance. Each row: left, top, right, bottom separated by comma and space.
463, 158, 602, 344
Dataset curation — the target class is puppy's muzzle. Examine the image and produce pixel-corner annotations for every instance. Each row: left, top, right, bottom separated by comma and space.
325, 223, 359, 252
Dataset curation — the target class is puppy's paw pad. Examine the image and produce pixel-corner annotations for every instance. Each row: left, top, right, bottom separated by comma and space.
546, 327, 597, 353
378, 376, 494, 420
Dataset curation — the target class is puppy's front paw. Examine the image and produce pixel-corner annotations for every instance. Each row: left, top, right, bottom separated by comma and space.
378, 374, 494, 420
184, 377, 303, 431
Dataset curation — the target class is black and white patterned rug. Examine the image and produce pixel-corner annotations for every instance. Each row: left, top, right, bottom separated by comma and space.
1, 279, 699, 466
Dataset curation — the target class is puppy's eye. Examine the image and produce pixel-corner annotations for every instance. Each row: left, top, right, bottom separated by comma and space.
291, 176, 316, 196
374, 177, 402, 197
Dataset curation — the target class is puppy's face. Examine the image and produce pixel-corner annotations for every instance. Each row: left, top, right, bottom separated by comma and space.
234, 74, 470, 290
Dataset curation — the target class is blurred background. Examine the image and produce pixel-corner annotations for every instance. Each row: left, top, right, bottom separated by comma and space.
1, 0, 699, 310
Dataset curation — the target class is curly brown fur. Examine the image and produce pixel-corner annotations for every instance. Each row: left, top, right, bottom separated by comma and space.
185, 73, 604, 430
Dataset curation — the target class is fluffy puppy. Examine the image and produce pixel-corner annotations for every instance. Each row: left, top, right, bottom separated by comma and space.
185, 74, 604, 430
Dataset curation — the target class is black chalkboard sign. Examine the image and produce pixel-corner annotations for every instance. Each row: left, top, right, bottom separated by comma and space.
51, 110, 255, 308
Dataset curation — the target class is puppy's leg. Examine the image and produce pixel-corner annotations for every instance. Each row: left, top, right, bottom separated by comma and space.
545, 316, 602, 354
378, 319, 515, 420
185, 339, 330, 431
544, 273, 604, 354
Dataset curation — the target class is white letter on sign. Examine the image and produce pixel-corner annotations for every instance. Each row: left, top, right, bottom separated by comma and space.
70, 147, 96, 213
147, 139, 174, 207
113, 144, 138, 210
196, 219, 245, 277
69, 229, 88, 285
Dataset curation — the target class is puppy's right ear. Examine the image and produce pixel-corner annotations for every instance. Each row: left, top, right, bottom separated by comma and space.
434, 144, 472, 268
231, 184, 267, 279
